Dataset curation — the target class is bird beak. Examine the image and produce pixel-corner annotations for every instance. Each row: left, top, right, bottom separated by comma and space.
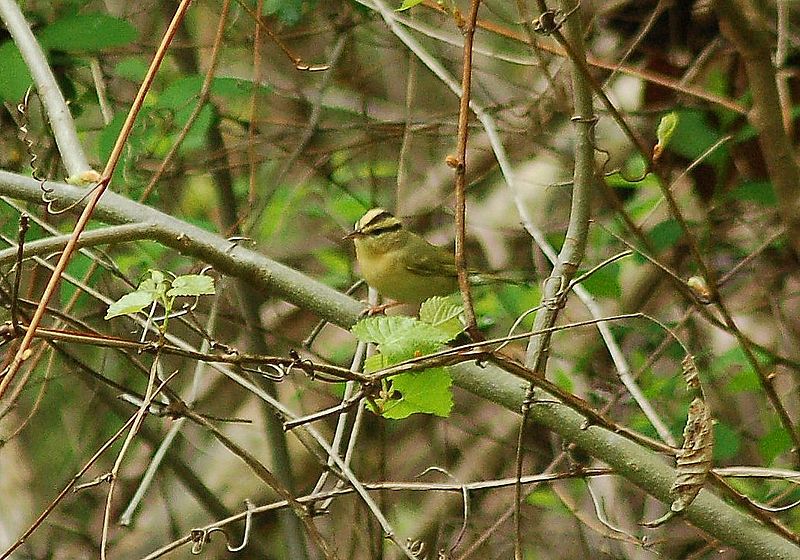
342, 230, 361, 240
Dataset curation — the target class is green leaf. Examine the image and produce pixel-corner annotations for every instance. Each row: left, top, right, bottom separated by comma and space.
98, 111, 150, 182
397, 0, 425, 10
579, 261, 621, 299
157, 76, 270, 109
171, 104, 216, 155
727, 368, 761, 392
712, 346, 771, 393
712, 421, 740, 462
668, 109, 729, 169
0, 41, 32, 102
263, 0, 314, 25
419, 296, 464, 339
648, 219, 682, 253
632, 219, 683, 264
352, 316, 451, 362
105, 290, 155, 319
759, 425, 792, 464
363, 353, 387, 374
656, 112, 679, 150
167, 274, 215, 297
604, 154, 659, 190
60, 254, 95, 307
525, 487, 569, 513
114, 56, 148, 82
98, 112, 127, 163
354, 312, 456, 418
729, 181, 777, 207
352, 316, 419, 345
209, 76, 268, 100
381, 368, 453, 419
145, 269, 166, 287
37, 14, 138, 52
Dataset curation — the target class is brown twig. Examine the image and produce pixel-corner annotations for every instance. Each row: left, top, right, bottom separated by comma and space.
0, 0, 194, 402
180, 404, 343, 560
139, 0, 232, 203
452, 0, 482, 339
420, 0, 746, 114
10, 213, 28, 335
234, 0, 330, 72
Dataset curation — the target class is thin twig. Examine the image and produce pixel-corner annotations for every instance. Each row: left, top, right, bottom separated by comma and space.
140, 0, 232, 203
10, 214, 28, 335
452, 0, 483, 338
0, 0, 194, 402
515, 3, 595, 555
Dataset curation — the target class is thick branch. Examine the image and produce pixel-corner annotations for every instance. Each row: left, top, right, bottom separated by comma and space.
0, 171, 798, 558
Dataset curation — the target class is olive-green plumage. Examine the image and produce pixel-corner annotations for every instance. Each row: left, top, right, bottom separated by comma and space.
344, 208, 459, 304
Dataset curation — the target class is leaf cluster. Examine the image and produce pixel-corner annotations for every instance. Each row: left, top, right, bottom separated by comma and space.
350, 297, 464, 419
105, 269, 215, 327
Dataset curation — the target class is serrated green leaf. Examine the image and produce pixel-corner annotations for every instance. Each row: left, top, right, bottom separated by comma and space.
656, 112, 679, 149
381, 368, 453, 419
105, 290, 155, 319
352, 316, 419, 345
419, 296, 464, 339
353, 316, 451, 362
37, 14, 138, 52
167, 274, 215, 297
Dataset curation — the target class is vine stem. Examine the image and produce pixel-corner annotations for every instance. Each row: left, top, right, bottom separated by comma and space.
0, 0, 194, 402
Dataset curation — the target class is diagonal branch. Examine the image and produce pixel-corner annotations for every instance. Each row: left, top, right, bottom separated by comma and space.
0, 0, 94, 181
1, 169, 799, 558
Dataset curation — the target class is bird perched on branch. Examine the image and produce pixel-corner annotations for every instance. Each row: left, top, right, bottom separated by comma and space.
344, 208, 458, 304
345, 208, 520, 305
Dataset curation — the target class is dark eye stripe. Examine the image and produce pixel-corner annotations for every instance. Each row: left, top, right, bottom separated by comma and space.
365, 222, 402, 235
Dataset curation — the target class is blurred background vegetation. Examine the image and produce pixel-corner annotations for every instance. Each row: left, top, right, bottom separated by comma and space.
1, 0, 800, 558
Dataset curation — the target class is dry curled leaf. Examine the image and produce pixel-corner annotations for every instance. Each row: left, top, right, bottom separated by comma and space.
681, 354, 700, 391
671, 397, 714, 513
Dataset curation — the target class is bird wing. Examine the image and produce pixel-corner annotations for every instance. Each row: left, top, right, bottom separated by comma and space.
404, 245, 458, 278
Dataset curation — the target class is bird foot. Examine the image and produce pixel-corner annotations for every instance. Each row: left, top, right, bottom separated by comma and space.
359, 301, 401, 317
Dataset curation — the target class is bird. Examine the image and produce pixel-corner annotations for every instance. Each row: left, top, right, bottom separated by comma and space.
343, 208, 461, 304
